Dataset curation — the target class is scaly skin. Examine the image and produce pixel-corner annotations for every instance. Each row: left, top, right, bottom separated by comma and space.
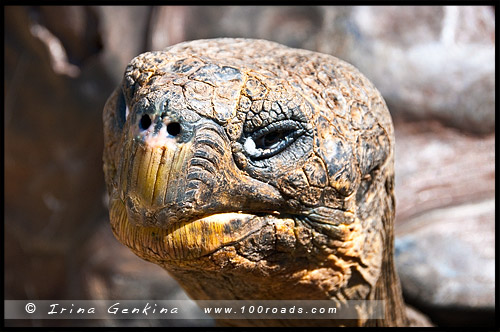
103, 38, 408, 327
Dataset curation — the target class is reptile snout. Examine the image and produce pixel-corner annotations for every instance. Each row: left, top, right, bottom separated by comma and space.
139, 113, 180, 135
132, 96, 195, 147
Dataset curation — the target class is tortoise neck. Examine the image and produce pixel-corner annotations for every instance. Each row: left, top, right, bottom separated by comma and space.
370, 234, 408, 327
368, 178, 408, 327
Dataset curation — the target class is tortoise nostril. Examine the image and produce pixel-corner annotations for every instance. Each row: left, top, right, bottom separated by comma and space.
167, 122, 181, 136
139, 114, 152, 130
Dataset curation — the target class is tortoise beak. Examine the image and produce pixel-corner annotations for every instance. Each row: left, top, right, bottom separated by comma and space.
118, 134, 193, 227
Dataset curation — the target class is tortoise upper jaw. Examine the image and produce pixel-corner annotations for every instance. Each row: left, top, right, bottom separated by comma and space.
122, 186, 286, 229
122, 191, 219, 228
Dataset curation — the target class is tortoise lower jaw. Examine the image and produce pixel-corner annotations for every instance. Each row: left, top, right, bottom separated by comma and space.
109, 197, 281, 261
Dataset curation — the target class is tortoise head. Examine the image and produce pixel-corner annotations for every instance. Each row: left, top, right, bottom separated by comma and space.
103, 39, 405, 326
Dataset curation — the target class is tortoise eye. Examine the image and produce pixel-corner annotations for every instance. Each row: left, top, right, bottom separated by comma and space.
244, 120, 305, 161
254, 129, 293, 150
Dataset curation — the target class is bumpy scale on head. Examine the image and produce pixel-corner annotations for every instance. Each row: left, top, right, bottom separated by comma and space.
103, 38, 406, 327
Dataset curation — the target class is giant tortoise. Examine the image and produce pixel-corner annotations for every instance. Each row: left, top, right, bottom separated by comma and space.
103, 38, 427, 327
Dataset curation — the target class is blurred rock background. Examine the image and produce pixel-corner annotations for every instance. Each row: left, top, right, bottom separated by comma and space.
4, 6, 495, 328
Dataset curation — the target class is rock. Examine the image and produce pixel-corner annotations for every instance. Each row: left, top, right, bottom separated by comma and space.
393, 119, 495, 224
343, 6, 495, 135
395, 122, 495, 326
393, 119, 495, 327
395, 199, 495, 327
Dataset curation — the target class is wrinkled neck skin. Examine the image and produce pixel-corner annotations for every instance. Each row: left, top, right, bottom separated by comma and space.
164, 221, 407, 328
165, 179, 406, 327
